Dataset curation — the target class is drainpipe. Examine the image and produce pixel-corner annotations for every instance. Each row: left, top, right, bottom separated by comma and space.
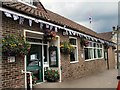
113, 26, 119, 69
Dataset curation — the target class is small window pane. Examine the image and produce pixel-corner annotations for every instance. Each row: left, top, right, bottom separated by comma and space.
69, 38, 76, 45
93, 43, 96, 47
84, 48, 93, 59
70, 48, 77, 62
100, 44, 102, 48
98, 49, 102, 58
94, 49, 97, 58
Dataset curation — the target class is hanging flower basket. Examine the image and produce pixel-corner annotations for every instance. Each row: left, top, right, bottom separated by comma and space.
43, 29, 56, 42
2, 34, 31, 56
80, 38, 89, 47
60, 41, 74, 54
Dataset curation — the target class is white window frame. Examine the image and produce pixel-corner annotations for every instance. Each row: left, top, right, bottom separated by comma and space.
18, 0, 37, 8
69, 37, 78, 63
84, 41, 104, 61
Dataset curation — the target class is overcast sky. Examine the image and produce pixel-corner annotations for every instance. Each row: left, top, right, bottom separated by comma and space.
40, 0, 118, 33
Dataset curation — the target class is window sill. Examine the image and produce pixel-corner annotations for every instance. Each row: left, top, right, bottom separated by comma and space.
85, 57, 104, 62
70, 61, 79, 64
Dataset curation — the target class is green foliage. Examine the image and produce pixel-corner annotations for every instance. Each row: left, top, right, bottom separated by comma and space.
45, 69, 59, 82
60, 41, 75, 54
2, 34, 31, 56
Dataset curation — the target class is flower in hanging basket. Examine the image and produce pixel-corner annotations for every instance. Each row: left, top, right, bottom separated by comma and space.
84, 40, 89, 47
80, 38, 89, 47
60, 41, 74, 54
2, 34, 31, 56
43, 30, 56, 42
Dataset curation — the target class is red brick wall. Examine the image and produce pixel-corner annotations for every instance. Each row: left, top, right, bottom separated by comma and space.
59, 34, 107, 81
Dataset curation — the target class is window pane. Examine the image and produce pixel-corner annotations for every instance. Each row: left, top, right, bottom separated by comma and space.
100, 44, 102, 48
98, 49, 102, 58
70, 52, 75, 61
84, 48, 93, 60
69, 38, 76, 45
93, 43, 96, 47
94, 49, 97, 58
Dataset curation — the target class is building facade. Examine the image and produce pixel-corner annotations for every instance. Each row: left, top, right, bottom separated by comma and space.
0, 0, 116, 89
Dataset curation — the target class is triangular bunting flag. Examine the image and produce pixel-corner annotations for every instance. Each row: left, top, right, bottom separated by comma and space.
29, 19, 32, 26
55, 27, 58, 32
40, 23, 43, 29
50, 25, 53, 30
13, 14, 19, 20
34, 19, 39, 23
19, 17, 24, 24
4, 12, 12, 18
46, 24, 49, 29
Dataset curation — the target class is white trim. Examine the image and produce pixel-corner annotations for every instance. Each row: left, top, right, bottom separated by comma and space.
69, 37, 78, 63
24, 29, 44, 35
24, 55, 27, 89
18, 0, 37, 8
85, 57, 104, 62
70, 61, 79, 64
57, 36, 62, 82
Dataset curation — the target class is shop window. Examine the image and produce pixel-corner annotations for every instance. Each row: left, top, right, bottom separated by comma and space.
84, 42, 103, 61
69, 37, 78, 63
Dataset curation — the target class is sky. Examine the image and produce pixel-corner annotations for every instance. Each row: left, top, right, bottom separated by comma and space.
40, 0, 118, 33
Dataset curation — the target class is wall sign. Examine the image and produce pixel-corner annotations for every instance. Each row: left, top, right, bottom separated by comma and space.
49, 46, 58, 67
7, 56, 15, 63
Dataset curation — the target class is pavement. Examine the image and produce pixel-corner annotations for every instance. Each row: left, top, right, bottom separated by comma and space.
34, 69, 118, 88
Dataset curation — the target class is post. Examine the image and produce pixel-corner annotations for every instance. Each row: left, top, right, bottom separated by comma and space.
117, 26, 119, 69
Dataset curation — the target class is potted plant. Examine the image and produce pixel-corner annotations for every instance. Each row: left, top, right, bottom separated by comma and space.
44, 69, 59, 82
2, 34, 31, 56
60, 41, 74, 54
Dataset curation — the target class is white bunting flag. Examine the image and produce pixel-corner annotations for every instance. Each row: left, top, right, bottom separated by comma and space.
29, 19, 32, 26
55, 27, 58, 32
46, 24, 49, 28
13, 14, 19, 20
69, 31, 72, 35
40, 23, 43, 29
19, 17, 24, 24
4, 12, 12, 18
34, 19, 39, 23
50, 25, 53, 30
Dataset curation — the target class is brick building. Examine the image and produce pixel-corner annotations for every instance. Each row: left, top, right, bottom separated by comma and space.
0, 0, 116, 89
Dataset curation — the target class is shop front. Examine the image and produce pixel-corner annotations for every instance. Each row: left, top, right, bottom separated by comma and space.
24, 30, 61, 87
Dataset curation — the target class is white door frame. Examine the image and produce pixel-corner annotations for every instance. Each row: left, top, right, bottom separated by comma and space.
23, 29, 61, 88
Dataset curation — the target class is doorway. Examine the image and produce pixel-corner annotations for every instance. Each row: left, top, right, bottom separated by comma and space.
27, 44, 43, 82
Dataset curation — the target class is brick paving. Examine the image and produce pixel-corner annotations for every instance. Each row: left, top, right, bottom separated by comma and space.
34, 69, 118, 88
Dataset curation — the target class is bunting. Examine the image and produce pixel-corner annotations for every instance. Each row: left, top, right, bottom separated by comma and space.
29, 19, 32, 26
3, 11, 114, 46
13, 14, 19, 20
19, 17, 24, 24
4, 12, 12, 18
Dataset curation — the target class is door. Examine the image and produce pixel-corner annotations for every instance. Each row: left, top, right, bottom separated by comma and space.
27, 44, 43, 82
